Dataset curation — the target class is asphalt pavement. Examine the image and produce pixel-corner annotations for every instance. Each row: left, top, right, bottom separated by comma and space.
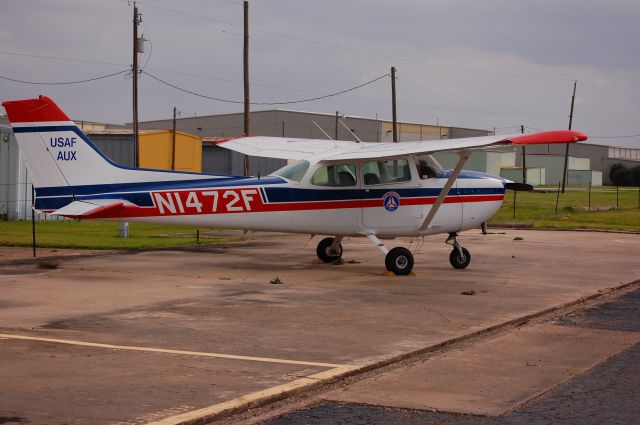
265, 288, 640, 425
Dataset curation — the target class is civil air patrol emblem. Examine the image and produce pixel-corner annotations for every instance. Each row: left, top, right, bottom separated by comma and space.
383, 191, 400, 212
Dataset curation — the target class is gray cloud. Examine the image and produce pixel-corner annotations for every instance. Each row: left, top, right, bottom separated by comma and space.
1, 0, 639, 148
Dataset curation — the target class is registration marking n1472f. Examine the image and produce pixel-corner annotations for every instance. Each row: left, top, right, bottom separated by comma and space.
153, 189, 260, 215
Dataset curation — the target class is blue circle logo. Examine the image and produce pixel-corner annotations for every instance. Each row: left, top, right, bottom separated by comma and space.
383, 192, 400, 212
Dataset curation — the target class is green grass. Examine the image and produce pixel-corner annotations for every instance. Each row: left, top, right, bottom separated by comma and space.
491, 186, 640, 232
0, 220, 239, 250
1, 186, 638, 250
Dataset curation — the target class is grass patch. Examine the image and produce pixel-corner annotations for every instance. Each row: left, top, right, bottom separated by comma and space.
0, 220, 239, 250
461, 290, 476, 296
491, 186, 640, 232
37, 261, 59, 269
270, 277, 283, 285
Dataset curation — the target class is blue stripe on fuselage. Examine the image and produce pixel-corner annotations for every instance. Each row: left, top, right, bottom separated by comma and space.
34, 176, 288, 210
263, 186, 504, 203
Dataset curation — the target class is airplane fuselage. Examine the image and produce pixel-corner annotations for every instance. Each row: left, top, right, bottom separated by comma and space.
35, 157, 505, 238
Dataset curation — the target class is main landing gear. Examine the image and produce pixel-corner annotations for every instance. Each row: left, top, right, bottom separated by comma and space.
316, 236, 343, 263
446, 232, 471, 269
367, 234, 414, 275
316, 233, 470, 275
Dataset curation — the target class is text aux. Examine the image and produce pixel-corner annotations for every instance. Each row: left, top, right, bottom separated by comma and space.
152, 188, 263, 215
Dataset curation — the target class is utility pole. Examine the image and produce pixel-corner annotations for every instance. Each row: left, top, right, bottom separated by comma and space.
243, 0, 251, 176
391, 66, 398, 142
132, 2, 142, 167
335, 111, 339, 140
561, 80, 577, 193
171, 107, 177, 171
521, 124, 527, 184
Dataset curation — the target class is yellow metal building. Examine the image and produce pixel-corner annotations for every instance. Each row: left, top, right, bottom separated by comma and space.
138, 130, 202, 172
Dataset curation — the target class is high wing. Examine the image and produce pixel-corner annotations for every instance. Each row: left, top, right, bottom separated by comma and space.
216, 137, 359, 160
217, 130, 588, 161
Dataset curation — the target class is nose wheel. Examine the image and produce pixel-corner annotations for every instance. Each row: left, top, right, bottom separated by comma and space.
316, 236, 343, 263
446, 233, 471, 269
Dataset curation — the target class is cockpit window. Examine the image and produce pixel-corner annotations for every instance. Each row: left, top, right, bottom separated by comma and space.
415, 154, 444, 179
362, 159, 411, 185
272, 160, 310, 182
311, 163, 357, 187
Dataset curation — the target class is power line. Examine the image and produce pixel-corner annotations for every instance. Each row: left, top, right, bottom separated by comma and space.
590, 134, 640, 139
138, 1, 572, 83
0, 70, 129, 85
0, 50, 126, 68
142, 70, 390, 105
580, 81, 640, 105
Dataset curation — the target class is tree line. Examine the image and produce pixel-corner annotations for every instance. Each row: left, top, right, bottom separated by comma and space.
609, 163, 640, 186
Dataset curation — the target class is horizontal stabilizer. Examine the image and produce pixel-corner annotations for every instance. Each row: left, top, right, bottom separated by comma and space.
51, 199, 134, 218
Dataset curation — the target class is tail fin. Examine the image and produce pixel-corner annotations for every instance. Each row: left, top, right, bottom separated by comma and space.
2, 96, 120, 188
2, 96, 223, 213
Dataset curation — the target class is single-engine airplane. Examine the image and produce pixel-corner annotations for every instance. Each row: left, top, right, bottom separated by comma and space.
2, 96, 587, 275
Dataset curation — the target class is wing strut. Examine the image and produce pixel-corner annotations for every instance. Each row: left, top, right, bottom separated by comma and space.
418, 150, 470, 233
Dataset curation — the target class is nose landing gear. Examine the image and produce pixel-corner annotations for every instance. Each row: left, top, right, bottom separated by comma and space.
446, 232, 471, 269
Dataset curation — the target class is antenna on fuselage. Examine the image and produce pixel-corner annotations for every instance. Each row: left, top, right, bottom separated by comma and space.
312, 121, 333, 140
338, 119, 363, 143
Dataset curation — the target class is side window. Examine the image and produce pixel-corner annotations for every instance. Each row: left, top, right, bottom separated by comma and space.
363, 159, 411, 185
415, 155, 444, 179
311, 163, 357, 187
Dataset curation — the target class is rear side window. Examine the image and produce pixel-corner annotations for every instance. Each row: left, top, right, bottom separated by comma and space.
362, 159, 411, 185
311, 163, 357, 187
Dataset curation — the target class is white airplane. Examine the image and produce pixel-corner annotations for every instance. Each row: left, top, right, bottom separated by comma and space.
2, 96, 587, 275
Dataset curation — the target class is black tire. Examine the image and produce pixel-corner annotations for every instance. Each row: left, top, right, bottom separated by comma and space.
385, 247, 414, 275
316, 237, 343, 263
449, 247, 471, 269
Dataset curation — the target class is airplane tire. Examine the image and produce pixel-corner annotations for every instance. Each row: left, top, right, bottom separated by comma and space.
316, 237, 343, 263
385, 247, 414, 275
449, 247, 471, 269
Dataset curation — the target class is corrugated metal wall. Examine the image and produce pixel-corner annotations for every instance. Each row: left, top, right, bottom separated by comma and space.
88, 133, 135, 167
0, 126, 18, 220
201, 143, 286, 176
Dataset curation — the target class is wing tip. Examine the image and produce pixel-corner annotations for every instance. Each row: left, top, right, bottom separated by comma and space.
509, 130, 588, 145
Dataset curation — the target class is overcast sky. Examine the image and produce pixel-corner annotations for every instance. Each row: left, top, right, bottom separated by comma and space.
1, 0, 639, 148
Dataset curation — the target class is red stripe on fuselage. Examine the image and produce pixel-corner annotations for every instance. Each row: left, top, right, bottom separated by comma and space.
76, 189, 504, 219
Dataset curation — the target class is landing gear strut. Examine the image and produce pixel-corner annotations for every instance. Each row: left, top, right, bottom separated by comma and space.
446, 232, 471, 269
366, 234, 414, 275
316, 236, 343, 263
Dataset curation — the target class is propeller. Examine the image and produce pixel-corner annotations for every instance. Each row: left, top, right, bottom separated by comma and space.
504, 182, 534, 192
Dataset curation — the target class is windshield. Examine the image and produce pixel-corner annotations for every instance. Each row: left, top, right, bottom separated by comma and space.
271, 160, 310, 182
415, 154, 444, 179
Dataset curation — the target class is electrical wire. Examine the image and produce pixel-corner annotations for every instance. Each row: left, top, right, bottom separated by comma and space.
0, 70, 129, 85
142, 70, 389, 105
0, 50, 126, 68
579, 81, 640, 105
590, 134, 640, 139
137, 1, 572, 82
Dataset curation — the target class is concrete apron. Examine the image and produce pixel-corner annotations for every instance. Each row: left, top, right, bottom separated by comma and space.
0, 230, 639, 424
326, 323, 640, 416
